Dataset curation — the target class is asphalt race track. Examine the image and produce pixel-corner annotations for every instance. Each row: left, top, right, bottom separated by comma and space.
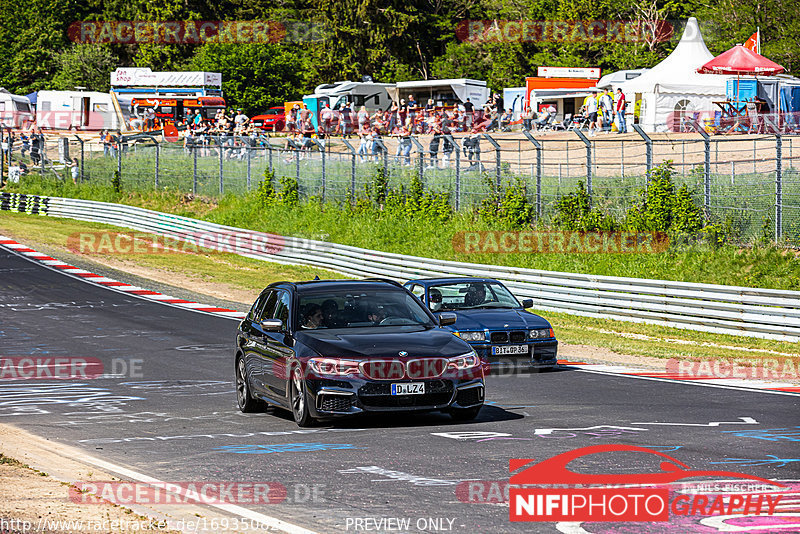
2, 244, 800, 533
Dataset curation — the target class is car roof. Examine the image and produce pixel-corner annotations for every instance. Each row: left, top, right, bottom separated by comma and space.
267, 279, 405, 294
406, 277, 501, 286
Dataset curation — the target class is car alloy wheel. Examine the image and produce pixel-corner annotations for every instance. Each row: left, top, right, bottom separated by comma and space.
236, 356, 264, 413
291, 365, 314, 427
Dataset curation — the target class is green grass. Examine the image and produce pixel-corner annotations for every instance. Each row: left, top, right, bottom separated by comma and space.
5, 173, 800, 290
2, 209, 797, 362
0, 210, 347, 295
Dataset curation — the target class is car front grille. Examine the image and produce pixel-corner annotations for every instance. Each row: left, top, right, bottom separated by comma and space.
490, 331, 526, 343
318, 394, 354, 412
490, 332, 509, 343
510, 331, 526, 343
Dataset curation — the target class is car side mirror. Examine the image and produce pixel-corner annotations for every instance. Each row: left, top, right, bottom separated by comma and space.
260, 318, 283, 332
521, 299, 533, 309
439, 313, 456, 326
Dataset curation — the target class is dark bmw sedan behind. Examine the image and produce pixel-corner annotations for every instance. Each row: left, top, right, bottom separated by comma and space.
235, 279, 485, 426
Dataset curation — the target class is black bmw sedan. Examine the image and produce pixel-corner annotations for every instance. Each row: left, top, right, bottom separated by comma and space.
235, 279, 485, 427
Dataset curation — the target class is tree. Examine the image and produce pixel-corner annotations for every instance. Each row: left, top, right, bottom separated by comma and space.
189, 43, 310, 114
51, 45, 119, 92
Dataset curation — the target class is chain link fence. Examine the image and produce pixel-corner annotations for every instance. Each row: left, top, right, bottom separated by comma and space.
3, 129, 799, 243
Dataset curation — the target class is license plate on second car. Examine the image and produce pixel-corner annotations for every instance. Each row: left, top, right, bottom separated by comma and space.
492, 345, 529, 355
391, 382, 425, 395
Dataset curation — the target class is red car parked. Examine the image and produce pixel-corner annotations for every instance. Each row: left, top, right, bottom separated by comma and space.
250, 106, 286, 131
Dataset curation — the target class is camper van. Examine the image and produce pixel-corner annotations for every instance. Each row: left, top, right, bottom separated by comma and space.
302, 81, 394, 128
390, 79, 490, 109
36, 91, 117, 130
0, 90, 34, 129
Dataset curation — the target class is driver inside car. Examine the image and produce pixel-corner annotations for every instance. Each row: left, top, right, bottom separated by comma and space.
429, 288, 443, 312
367, 303, 386, 324
464, 284, 486, 307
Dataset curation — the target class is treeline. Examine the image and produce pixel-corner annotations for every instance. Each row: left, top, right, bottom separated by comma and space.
1, 0, 797, 114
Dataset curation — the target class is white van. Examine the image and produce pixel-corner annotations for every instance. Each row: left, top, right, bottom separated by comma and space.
0, 90, 34, 128
36, 90, 118, 130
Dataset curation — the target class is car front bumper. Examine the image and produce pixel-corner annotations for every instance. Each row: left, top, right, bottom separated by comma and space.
471, 340, 558, 373
306, 376, 485, 417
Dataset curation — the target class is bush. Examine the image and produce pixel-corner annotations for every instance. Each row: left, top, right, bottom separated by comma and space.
478, 175, 536, 228
552, 181, 616, 232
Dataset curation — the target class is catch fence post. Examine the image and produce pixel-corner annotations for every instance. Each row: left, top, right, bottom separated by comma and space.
523, 130, 543, 219
218, 138, 224, 195
314, 139, 326, 203
155, 142, 160, 189
445, 134, 462, 212
340, 138, 358, 200
633, 124, 652, 187
192, 146, 197, 195
482, 133, 502, 189
574, 129, 593, 208
246, 145, 252, 191
73, 135, 84, 183
689, 120, 711, 219
410, 136, 426, 183
776, 134, 783, 240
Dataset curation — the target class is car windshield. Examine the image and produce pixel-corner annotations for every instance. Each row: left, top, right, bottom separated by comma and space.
297, 289, 435, 329
430, 282, 520, 310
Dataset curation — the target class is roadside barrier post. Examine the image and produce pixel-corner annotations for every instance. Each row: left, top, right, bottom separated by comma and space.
340, 138, 358, 199
192, 146, 197, 195
689, 120, 711, 219
574, 129, 593, 208
155, 142, 160, 189
482, 134, 502, 189
522, 130, 543, 219
73, 135, 84, 184
632, 124, 652, 186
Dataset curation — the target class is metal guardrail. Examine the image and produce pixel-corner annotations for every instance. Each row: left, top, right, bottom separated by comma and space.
4, 193, 800, 342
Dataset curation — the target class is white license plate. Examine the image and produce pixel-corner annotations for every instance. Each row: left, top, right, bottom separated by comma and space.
391, 382, 425, 395
492, 345, 529, 355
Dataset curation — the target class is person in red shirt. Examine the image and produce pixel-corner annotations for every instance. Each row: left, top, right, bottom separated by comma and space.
615, 89, 627, 134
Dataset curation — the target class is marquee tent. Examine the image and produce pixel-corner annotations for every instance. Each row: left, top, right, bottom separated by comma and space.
619, 17, 730, 132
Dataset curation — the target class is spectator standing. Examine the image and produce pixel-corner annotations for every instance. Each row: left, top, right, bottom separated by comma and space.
397, 99, 407, 131
585, 95, 599, 136
522, 106, 534, 131
428, 120, 443, 169
320, 104, 333, 136
407, 95, 418, 133
600, 90, 614, 132
615, 88, 628, 134
145, 107, 156, 131
357, 106, 369, 132
394, 125, 412, 166
234, 109, 249, 129
463, 98, 474, 129
69, 157, 79, 184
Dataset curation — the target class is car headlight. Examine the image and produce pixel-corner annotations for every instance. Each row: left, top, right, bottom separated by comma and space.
307, 357, 360, 376
454, 331, 487, 342
447, 352, 481, 370
529, 328, 554, 339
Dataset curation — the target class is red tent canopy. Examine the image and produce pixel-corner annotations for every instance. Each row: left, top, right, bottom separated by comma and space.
697, 44, 785, 75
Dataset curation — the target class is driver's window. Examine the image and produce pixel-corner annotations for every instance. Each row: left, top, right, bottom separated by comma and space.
408, 284, 424, 300
254, 291, 277, 322
272, 290, 292, 327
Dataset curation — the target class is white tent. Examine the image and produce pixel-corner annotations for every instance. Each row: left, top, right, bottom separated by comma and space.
619, 17, 730, 132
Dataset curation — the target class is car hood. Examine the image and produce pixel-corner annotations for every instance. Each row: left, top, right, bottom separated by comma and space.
438, 308, 551, 331
297, 326, 471, 359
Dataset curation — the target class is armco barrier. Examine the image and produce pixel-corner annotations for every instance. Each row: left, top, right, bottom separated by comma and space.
3, 192, 800, 342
